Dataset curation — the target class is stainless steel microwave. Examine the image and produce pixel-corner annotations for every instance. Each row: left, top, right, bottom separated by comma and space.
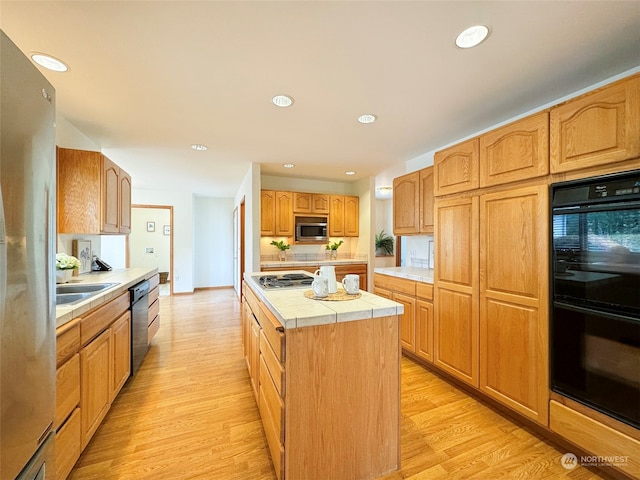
295, 217, 328, 243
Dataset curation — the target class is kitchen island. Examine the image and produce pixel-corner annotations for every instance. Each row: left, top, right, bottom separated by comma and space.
243, 271, 403, 480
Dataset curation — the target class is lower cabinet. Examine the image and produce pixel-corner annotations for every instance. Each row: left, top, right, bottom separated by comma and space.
81, 328, 112, 449
111, 311, 131, 401
55, 408, 81, 480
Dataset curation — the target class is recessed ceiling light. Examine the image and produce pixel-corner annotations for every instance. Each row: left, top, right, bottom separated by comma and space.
345, 171, 356, 176
191, 144, 208, 151
272, 95, 294, 108
357, 114, 376, 124
455, 25, 489, 49
30, 52, 68, 72
283, 163, 295, 168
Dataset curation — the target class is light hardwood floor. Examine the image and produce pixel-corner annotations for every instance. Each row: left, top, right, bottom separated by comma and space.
69, 289, 609, 480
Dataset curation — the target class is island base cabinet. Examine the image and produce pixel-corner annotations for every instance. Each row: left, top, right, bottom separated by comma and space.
285, 316, 400, 480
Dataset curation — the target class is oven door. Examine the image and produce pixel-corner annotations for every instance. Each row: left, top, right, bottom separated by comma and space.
551, 302, 640, 428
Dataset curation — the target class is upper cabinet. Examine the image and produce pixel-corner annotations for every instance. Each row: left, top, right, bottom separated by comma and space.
57, 148, 131, 235
344, 196, 359, 237
393, 166, 433, 235
433, 138, 480, 196
261, 190, 293, 237
550, 75, 640, 173
293, 192, 329, 214
329, 195, 345, 237
479, 112, 549, 187
260, 190, 276, 236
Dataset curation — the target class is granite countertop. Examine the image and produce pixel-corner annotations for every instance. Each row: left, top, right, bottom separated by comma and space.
374, 266, 434, 284
245, 270, 403, 329
56, 267, 158, 328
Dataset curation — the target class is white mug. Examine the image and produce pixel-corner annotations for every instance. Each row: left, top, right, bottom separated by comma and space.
342, 274, 360, 294
312, 276, 329, 297
314, 265, 337, 294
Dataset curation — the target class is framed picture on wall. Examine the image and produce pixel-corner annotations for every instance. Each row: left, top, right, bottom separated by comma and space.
163, 225, 171, 235
72, 239, 92, 274
146, 221, 155, 232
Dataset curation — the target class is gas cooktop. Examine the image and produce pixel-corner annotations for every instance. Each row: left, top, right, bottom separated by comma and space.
255, 273, 314, 290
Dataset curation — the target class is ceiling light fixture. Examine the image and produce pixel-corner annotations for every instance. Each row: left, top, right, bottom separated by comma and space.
455, 25, 489, 49
30, 52, 68, 72
272, 95, 294, 108
345, 171, 356, 176
191, 144, 208, 151
357, 114, 376, 124
283, 163, 295, 168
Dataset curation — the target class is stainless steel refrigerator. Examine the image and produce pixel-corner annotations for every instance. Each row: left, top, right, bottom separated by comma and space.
0, 30, 56, 480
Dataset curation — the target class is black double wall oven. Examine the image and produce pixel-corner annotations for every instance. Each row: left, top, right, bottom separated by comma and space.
550, 169, 640, 429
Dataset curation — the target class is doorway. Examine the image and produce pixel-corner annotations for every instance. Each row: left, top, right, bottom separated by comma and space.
130, 204, 174, 296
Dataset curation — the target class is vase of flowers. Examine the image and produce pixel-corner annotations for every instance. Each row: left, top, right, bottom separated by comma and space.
56, 253, 81, 283
270, 240, 291, 261
325, 240, 344, 260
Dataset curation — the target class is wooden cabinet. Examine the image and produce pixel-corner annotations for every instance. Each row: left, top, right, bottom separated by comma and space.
395, 292, 416, 352
392, 167, 433, 235
55, 407, 81, 480
479, 112, 549, 187
293, 192, 329, 214
329, 195, 345, 236
479, 185, 549, 425
415, 283, 434, 363
80, 328, 111, 449
261, 190, 294, 237
111, 311, 131, 401
550, 74, 640, 173
434, 195, 479, 387
344, 195, 359, 236
433, 138, 480, 196
148, 274, 160, 343
57, 147, 132, 234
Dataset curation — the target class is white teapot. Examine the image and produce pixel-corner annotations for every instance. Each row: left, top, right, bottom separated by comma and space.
314, 265, 337, 294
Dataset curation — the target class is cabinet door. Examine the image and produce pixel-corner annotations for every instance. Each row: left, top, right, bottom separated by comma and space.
394, 292, 416, 353
55, 407, 81, 480
550, 75, 640, 173
344, 196, 359, 237
250, 316, 261, 402
57, 148, 102, 234
393, 171, 419, 234
415, 300, 433, 363
480, 112, 549, 187
275, 191, 294, 236
419, 167, 434, 233
111, 311, 131, 401
434, 138, 479, 196
101, 155, 120, 233
479, 185, 549, 425
329, 195, 345, 236
261, 190, 276, 236
293, 192, 312, 212
80, 329, 112, 449
119, 169, 132, 234
312, 194, 330, 214
434, 196, 479, 387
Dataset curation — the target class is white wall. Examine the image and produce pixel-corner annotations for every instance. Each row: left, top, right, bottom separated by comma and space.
130, 207, 171, 273
132, 189, 194, 293
234, 163, 261, 288
56, 114, 100, 151
194, 196, 234, 287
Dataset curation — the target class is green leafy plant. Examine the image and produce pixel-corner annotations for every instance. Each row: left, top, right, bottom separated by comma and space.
375, 230, 394, 256
326, 240, 344, 251
56, 253, 81, 270
270, 240, 290, 251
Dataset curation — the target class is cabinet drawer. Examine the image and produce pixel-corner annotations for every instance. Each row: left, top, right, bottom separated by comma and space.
259, 356, 285, 444
260, 331, 285, 397
244, 284, 261, 317
55, 407, 81, 480
148, 298, 160, 326
148, 316, 160, 343
148, 273, 160, 291
148, 285, 159, 305
258, 302, 285, 362
416, 282, 433, 301
373, 273, 416, 296
56, 319, 80, 367
56, 353, 80, 429
80, 291, 129, 346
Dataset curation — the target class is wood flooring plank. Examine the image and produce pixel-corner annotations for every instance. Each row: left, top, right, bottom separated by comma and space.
67, 289, 612, 480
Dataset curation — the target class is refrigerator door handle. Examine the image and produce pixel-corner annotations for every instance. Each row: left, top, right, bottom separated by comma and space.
0, 182, 6, 321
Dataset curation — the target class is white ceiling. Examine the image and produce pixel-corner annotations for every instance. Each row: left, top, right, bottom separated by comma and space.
1, 1, 639, 197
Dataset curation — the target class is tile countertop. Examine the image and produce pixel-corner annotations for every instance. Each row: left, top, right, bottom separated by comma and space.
245, 270, 403, 329
55, 267, 158, 328
261, 258, 368, 268
374, 266, 434, 284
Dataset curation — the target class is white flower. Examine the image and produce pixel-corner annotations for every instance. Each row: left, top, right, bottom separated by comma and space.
56, 253, 81, 270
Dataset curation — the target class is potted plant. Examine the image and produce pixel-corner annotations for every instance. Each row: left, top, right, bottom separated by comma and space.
270, 240, 291, 261
55, 253, 81, 283
325, 240, 344, 259
375, 230, 394, 256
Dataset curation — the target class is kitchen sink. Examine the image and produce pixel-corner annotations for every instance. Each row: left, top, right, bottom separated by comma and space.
56, 282, 119, 306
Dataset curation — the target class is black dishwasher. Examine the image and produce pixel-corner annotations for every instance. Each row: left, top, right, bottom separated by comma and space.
129, 280, 150, 375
